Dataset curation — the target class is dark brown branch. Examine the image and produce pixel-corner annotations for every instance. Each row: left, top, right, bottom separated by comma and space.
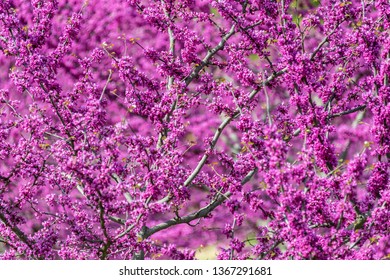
328, 105, 366, 119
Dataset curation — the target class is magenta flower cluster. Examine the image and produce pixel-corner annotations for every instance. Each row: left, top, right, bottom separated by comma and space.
0, 0, 390, 260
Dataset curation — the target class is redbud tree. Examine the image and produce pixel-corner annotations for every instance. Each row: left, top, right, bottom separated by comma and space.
0, 0, 389, 260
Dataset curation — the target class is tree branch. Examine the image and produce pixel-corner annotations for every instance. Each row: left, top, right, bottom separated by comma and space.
144, 168, 258, 239
327, 104, 366, 119
0, 212, 33, 250
183, 24, 236, 86
310, 20, 345, 61
183, 68, 287, 188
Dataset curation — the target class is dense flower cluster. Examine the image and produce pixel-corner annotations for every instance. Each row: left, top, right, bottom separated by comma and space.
0, 0, 390, 260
